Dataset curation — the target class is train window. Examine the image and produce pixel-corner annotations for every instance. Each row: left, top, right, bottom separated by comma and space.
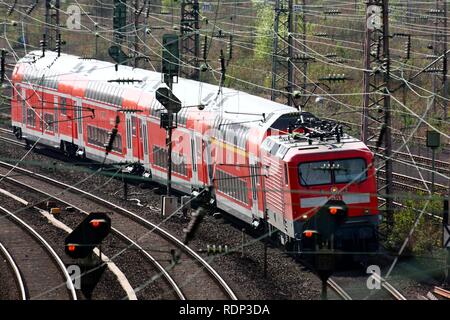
26, 108, 36, 127
298, 161, 332, 186
87, 125, 122, 153
60, 97, 67, 115
44, 113, 54, 132
333, 158, 367, 184
216, 169, 248, 204
143, 123, 148, 155
190, 139, 197, 172
126, 118, 132, 148
152, 145, 187, 176
132, 116, 137, 136
22, 94, 26, 124
298, 158, 368, 186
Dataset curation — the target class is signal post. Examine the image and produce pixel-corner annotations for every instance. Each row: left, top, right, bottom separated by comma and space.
159, 34, 181, 217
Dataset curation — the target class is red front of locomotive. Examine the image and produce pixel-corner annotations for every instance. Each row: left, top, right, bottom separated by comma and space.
283, 141, 379, 252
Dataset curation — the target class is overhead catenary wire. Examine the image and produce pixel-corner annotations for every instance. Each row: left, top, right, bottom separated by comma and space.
0, 0, 448, 296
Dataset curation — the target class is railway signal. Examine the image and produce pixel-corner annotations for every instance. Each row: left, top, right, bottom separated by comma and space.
112, 0, 127, 65
162, 34, 180, 85
156, 87, 181, 114
159, 36, 181, 216
156, 86, 181, 216
426, 130, 440, 193
65, 212, 111, 259
108, 45, 129, 65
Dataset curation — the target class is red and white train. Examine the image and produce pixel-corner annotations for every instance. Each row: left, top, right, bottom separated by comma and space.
11, 51, 379, 252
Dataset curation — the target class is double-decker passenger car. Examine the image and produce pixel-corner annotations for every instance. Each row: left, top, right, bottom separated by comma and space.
11, 51, 379, 252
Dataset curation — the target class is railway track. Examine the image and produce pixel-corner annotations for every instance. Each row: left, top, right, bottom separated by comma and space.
333, 118, 450, 154
0, 179, 182, 300
378, 170, 448, 194
0, 205, 77, 300
369, 145, 449, 176
0, 160, 238, 300
0, 242, 26, 300
327, 278, 352, 300
328, 273, 407, 300
0, 128, 435, 300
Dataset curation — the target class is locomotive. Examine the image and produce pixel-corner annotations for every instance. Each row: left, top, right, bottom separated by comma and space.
11, 51, 379, 253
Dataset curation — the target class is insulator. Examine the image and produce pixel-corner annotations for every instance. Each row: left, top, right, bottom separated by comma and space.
207, 244, 229, 255
314, 32, 328, 38
393, 33, 410, 38
7, 1, 16, 16
202, 35, 208, 61
324, 53, 337, 58
324, 9, 341, 15
424, 67, 442, 74
105, 116, 120, 155
428, 9, 444, 15
26, 2, 38, 15
227, 35, 233, 61
320, 73, 348, 82
183, 207, 206, 244
404, 38, 411, 60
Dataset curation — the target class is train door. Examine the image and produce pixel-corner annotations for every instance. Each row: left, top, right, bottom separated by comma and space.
21, 87, 26, 130
204, 137, 214, 187
249, 155, 259, 218
53, 95, 59, 137
125, 113, 133, 162
74, 98, 83, 145
134, 116, 143, 162
142, 120, 149, 168
190, 132, 199, 187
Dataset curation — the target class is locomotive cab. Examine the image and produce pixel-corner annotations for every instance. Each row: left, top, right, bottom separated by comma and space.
261, 131, 379, 254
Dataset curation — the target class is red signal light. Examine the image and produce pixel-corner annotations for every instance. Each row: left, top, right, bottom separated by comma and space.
329, 207, 338, 215
67, 244, 76, 252
303, 230, 317, 238
90, 219, 105, 228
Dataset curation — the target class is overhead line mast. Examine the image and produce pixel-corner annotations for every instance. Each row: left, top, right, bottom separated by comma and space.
44, 0, 60, 51
180, 0, 200, 80
361, 0, 394, 226
271, 0, 294, 107
430, 0, 448, 123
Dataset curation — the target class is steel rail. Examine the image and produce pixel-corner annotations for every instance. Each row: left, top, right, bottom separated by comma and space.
0, 160, 238, 300
0, 205, 77, 300
0, 242, 27, 300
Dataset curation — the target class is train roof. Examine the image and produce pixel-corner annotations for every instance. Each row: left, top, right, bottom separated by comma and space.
16, 51, 296, 126
261, 133, 371, 161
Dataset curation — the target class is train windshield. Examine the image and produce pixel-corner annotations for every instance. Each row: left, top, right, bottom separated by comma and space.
298, 158, 367, 186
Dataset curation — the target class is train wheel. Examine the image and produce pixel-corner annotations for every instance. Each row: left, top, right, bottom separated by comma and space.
24, 139, 31, 150
14, 127, 22, 140
60, 141, 67, 156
